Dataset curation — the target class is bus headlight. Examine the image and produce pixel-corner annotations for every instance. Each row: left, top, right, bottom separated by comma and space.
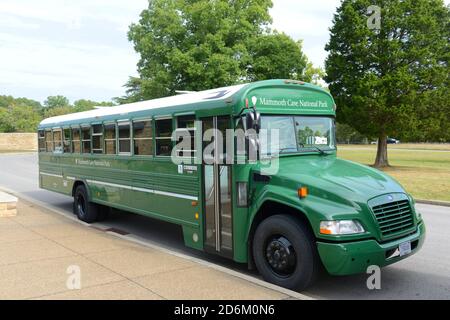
320, 220, 365, 235
237, 182, 248, 207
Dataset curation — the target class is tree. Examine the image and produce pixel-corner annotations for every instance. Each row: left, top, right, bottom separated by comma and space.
73, 99, 115, 112
247, 33, 308, 81
43, 106, 74, 118
124, 0, 320, 101
325, 0, 449, 167
43, 95, 70, 109
336, 123, 368, 144
0, 105, 41, 132
0, 95, 43, 132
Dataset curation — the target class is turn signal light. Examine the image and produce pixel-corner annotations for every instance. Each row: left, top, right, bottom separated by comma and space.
298, 187, 308, 198
320, 227, 332, 235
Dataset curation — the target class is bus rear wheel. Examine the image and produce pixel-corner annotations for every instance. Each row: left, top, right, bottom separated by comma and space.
73, 185, 98, 223
252, 214, 319, 291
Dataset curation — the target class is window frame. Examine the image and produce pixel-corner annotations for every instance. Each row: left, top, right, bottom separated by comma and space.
71, 126, 81, 154
63, 127, 72, 153
132, 118, 154, 157
91, 124, 104, 154
155, 117, 173, 157
104, 122, 117, 155
81, 125, 92, 154
117, 120, 132, 156
52, 128, 63, 154
38, 130, 46, 153
45, 129, 54, 152
175, 115, 196, 159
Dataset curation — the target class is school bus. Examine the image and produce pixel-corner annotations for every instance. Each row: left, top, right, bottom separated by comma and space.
38, 79, 425, 290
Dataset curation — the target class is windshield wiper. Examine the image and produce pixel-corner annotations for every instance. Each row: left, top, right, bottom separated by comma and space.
310, 146, 327, 156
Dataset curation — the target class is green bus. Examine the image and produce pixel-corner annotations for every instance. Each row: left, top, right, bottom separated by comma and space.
38, 79, 425, 290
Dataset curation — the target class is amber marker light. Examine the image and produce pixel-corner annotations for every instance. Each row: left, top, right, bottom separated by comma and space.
191, 201, 198, 207
298, 187, 308, 198
319, 227, 333, 235
195, 213, 199, 220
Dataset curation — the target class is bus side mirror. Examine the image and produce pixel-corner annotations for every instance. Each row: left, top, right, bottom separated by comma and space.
246, 110, 261, 133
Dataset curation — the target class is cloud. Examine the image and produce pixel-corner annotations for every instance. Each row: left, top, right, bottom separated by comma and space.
1, 0, 449, 102
0, 0, 147, 102
270, 0, 341, 68
0, 0, 147, 32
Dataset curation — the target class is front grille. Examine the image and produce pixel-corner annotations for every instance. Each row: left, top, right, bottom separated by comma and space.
372, 200, 414, 237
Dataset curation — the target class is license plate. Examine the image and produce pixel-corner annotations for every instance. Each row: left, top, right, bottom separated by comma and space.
399, 241, 412, 257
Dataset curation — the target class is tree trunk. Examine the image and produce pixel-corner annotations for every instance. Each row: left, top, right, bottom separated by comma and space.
374, 132, 389, 167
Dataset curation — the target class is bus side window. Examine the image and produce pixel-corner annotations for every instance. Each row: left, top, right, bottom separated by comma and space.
63, 128, 71, 153
72, 128, 81, 153
155, 118, 173, 156
45, 130, 53, 152
38, 130, 46, 152
81, 126, 91, 154
118, 122, 131, 154
176, 116, 196, 158
133, 120, 153, 156
53, 129, 63, 153
104, 123, 117, 155
92, 124, 103, 154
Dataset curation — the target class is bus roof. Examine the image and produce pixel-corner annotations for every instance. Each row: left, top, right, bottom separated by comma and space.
39, 80, 332, 128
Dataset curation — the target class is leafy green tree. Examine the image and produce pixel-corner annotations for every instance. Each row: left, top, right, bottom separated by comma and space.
325, 0, 449, 167
73, 99, 115, 112
0, 105, 42, 132
9, 105, 42, 132
336, 123, 369, 144
303, 62, 325, 86
124, 0, 320, 101
43, 95, 70, 109
0, 96, 15, 109
0, 95, 43, 132
0, 95, 42, 110
247, 33, 308, 81
43, 106, 74, 118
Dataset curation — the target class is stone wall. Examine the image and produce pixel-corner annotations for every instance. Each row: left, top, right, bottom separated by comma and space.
0, 133, 37, 151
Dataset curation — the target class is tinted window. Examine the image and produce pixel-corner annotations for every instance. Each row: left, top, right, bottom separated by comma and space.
155, 119, 172, 156
104, 123, 116, 155
81, 127, 91, 154
133, 120, 153, 156
118, 122, 131, 154
72, 128, 81, 153
92, 124, 103, 154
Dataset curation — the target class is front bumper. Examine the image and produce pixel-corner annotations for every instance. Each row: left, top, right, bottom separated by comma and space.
317, 222, 426, 276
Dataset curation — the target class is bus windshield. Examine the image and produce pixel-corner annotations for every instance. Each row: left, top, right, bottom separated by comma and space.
260, 116, 336, 156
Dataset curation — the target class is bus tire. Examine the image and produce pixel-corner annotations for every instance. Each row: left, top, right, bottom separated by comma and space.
252, 214, 319, 291
73, 185, 98, 223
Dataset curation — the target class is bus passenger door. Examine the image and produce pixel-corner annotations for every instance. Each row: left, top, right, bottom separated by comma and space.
202, 116, 233, 257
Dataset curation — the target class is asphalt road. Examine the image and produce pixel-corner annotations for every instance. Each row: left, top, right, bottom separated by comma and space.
1, 153, 449, 299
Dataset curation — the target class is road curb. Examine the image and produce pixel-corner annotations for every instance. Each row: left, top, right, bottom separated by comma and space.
0, 186, 315, 301
416, 199, 450, 207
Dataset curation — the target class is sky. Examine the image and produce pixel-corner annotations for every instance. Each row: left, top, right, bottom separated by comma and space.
0, 0, 447, 103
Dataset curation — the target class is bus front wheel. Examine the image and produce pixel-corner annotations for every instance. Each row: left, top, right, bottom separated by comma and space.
73, 185, 98, 223
252, 214, 319, 291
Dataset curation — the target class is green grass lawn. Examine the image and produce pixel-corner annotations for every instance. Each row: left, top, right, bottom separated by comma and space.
338, 145, 450, 202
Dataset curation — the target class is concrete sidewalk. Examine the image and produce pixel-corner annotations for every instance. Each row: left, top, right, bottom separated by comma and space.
0, 195, 297, 300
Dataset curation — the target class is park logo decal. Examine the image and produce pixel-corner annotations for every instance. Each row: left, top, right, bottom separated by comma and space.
251, 96, 258, 106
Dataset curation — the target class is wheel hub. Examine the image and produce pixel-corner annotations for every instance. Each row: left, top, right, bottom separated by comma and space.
77, 195, 85, 217
265, 236, 296, 276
